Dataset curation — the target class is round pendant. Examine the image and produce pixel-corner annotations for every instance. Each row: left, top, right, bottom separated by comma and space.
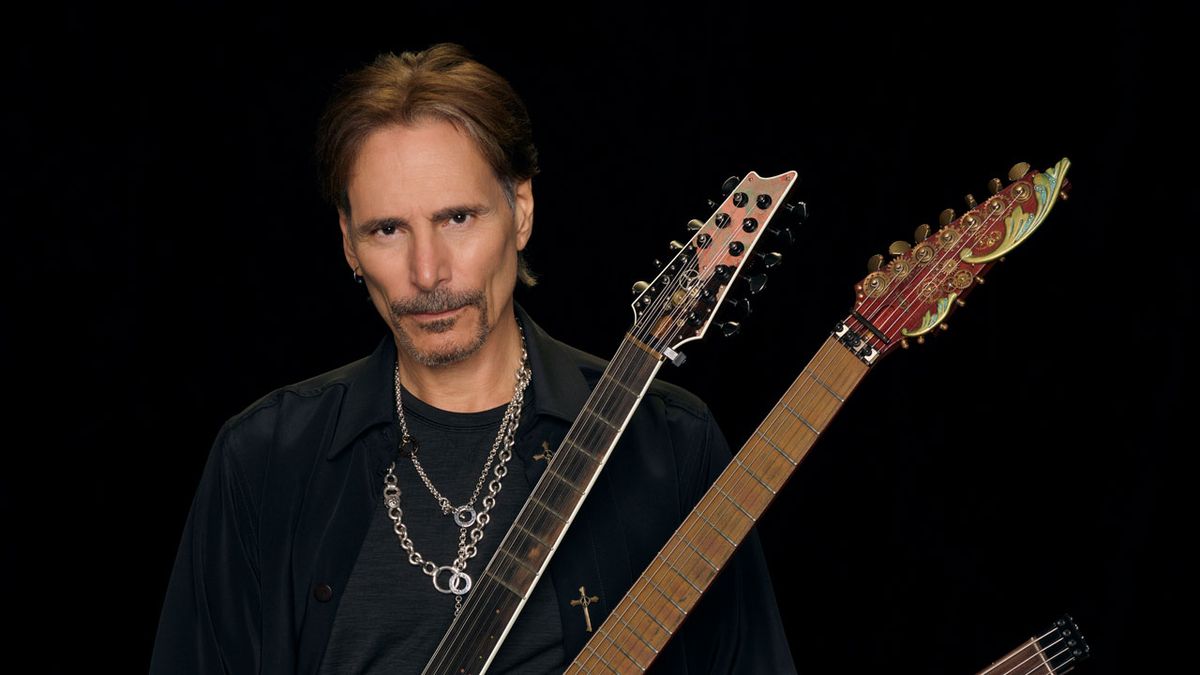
453, 505, 477, 528
433, 565, 473, 595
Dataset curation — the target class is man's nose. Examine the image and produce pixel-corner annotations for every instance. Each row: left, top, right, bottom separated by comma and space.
409, 226, 450, 291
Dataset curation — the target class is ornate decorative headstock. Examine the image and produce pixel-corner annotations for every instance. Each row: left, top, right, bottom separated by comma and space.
630, 171, 805, 365
835, 158, 1071, 365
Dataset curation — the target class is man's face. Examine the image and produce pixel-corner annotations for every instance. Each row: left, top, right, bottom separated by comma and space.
339, 120, 533, 367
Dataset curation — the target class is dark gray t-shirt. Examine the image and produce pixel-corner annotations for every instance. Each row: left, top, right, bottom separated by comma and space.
318, 386, 564, 674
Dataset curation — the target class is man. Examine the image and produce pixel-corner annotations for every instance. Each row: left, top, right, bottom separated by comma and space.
150, 43, 795, 674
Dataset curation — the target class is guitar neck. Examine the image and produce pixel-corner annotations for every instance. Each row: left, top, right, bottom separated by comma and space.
976, 617, 1091, 675
422, 333, 664, 674
569, 332, 871, 673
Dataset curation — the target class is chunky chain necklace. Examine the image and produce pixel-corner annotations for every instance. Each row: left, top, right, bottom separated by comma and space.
383, 330, 532, 613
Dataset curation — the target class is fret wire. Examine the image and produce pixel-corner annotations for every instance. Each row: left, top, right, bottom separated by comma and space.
627, 589, 674, 635
754, 429, 797, 466
610, 607, 661, 654
806, 368, 846, 402
695, 508, 737, 548
528, 494, 568, 521
595, 628, 647, 671
732, 455, 776, 494
656, 552, 704, 593
482, 570, 526, 598
643, 573, 688, 617
712, 482, 756, 524
780, 402, 820, 435
497, 547, 540, 576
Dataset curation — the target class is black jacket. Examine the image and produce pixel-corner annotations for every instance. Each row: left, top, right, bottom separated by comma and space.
150, 306, 796, 673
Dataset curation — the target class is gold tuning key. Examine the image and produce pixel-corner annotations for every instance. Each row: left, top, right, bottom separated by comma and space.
938, 208, 956, 227
914, 223, 931, 241
900, 338, 910, 350
964, 193, 977, 208
888, 240, 912, 256
687, 219, 704, 231
987, 178, 1003, 194
631, 280, 649, 295
955, 298, 966, 307
868, 254, 884, 272
1008, 161, 1030, 181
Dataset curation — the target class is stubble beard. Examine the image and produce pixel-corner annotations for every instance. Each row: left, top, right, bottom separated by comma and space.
389, 287, 490, 367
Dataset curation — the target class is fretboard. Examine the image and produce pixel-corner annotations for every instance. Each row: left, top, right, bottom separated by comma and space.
568, 334, 871, 673
422, 333, 664, 675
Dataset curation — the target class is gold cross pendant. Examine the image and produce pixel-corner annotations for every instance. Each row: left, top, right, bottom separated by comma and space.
570, 586, 600, 632
533, 440, 555, 463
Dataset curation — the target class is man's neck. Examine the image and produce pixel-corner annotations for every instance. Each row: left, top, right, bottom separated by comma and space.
394, 307, 524, 413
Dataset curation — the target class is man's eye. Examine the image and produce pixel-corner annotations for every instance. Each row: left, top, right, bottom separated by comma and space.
376, 224, 397, 235
449, 213, 471, 225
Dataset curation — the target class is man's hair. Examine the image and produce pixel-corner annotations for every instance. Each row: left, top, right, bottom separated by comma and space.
316, 43, 540, 286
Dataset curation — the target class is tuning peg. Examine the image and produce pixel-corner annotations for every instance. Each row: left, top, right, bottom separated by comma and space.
917, 335, 926, 345
782, 201, 809, 221
988, 178, 1003, 194
888, 241, 911, 256
768, 226, 794, 246
868, 254, 884, 272
939, 323, 949, 331
720, 175, 740, 197
706, 198, 719, 211
914, 223, 931, 241
1060, 178, 1072, 200
1008, 162, 1030, 181
740, 274, 768, 295
718, 321, 741, 337
687, 218, 704, 231
669, 240, 685, 252
726, 295, 752, 316
631, 280, 649, 296
938, 208, 956, 227
753, 251, 783, 269
954, 298, 965, 307
652, 258, 663, 270
974, 275, 985, 285
900, 338, 910, 349
964, 193, 977, 208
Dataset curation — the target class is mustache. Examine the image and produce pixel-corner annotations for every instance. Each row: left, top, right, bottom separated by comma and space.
389, 287, 486, 316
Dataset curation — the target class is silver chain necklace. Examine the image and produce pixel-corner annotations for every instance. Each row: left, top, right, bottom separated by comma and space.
383, 329, 532, 613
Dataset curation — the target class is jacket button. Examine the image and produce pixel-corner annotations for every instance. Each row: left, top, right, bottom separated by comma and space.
313, 583, 334, 602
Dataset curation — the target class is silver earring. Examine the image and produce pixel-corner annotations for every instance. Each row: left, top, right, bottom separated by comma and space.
353, 268, 364, 284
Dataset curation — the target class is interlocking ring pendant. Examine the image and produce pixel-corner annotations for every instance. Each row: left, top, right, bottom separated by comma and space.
453, 505, 478, 528
433, 566, 473, 595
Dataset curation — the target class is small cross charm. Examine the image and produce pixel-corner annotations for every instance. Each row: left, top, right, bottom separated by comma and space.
533, 440, 555, 463
570, 586, 600, 632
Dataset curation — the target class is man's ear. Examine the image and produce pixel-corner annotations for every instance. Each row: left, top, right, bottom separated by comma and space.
513, 179, 534, 251
338, 209, 360, 272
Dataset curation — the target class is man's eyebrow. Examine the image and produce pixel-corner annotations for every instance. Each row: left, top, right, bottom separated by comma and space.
431, 203, 490, 223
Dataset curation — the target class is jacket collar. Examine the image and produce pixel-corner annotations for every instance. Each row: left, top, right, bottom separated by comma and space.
326, 302, 591, 459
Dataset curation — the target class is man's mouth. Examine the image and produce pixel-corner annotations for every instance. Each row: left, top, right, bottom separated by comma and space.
409, 305, 464, 321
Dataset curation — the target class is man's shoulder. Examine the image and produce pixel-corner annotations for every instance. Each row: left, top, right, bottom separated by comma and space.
215, 350, 380, 458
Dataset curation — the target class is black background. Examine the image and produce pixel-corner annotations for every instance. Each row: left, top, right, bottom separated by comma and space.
5, 2, 1191, 673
